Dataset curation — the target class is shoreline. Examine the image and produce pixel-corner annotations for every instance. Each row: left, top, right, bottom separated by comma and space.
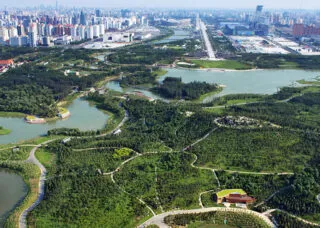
167, 65, 320, 72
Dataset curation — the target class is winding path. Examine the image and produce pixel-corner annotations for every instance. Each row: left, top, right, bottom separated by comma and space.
19, 139, 56, 228
263, 209, 320, 227
18, 110, 130, 227
139, 207, 276, 228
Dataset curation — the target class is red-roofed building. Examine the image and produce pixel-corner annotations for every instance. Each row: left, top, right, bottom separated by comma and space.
0, 59, 14, 67
225, 193, 256, 204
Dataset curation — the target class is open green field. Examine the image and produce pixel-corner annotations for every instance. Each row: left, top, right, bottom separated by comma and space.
190, 60, 252, 70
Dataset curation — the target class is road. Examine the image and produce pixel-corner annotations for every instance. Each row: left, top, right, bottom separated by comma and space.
19, 139, 56, 228
139, 207, 275, 228
263, 209, 320, 227
199, 20, 216, 60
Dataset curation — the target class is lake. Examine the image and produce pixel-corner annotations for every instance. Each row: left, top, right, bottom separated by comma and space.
0, 98, 109, 144
106, 68, 320, 103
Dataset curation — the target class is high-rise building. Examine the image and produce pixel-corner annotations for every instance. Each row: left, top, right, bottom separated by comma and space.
28, 23, 37, 47
8, 26, 18, 38
99, 24, 105, 36
78, 25, 86, 40
17, 24, 25, 36
0, 27, 9, 41
256, 5, 263, 14
45, 24, 54, 36
86, 25, 93, 39
71, 25, 78, 38
95, 9, 101, 17
93, 25, 100, 37
293, 24, 305, 36
80, 11, 87, 26
56, 0, 59, 12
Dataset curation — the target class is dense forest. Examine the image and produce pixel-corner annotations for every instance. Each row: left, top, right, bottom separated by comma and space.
267, 167, 320, 219
151, 77, 219, 100
28, 142, 149, 227
119, 67, 159, 86
0, 64, 106, 117
190, 128, 320, 172
108, 39, 199, 65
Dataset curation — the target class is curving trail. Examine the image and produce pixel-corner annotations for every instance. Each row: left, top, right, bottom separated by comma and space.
198, 190, 216, 208
18, 110, 130, 227
263, 209, 320, 227
19, 139, 56, 228
139, 207, 276, 228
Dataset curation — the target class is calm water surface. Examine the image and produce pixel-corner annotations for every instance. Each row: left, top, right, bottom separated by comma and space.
0, 169, 27, 226
0, 98, 109, 144
106, 68, 320, 102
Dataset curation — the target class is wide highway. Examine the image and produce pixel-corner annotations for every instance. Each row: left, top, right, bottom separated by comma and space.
200, 20, 216, 60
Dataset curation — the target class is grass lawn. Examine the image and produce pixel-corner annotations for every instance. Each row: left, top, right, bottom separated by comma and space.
0, 127, 11, 135
225, 98, 260, 105
190, 60, 252, 70
196, 87, 223, 103
35, 148, 55, 169
216, 189, 246, 198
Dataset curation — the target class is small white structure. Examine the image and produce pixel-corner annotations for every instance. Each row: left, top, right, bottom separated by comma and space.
103, 32, 134, 43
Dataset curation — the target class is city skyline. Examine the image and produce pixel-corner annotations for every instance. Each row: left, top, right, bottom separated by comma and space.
1, 0, 319, 9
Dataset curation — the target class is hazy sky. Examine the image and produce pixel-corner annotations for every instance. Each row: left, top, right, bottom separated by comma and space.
3, 0, 320, 9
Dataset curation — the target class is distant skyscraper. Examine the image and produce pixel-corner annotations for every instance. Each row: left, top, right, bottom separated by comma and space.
96, 9, 101, 17
256, 5, 263, 13
28, 23, 37, 47
80, 11, 86, 26
56, 0, 59, 12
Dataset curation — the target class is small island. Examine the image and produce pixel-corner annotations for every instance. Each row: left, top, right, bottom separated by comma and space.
0, 126, 11, 135
151, 77, 220, 100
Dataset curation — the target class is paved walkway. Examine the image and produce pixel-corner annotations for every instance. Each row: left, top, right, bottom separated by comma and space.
139, 207, 276, 228
19, 140, 56, 228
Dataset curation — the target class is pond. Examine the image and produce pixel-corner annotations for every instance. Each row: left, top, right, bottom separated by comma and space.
0, 169, 28, 226
0, 98, 109, 144
154, 29, 191, 44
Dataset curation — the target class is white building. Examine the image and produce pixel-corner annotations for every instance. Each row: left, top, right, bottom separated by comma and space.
103, 32, 134, 43
71, 25, 78, 38
93, 24, 100, 38
86, 25, 94, 39
8, 26, 18, 38
99, 24, 105, 36
0, 26, 9, 41
45, 24, 53, 36
28, 23, 38, 47
78, 25, 86, 40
